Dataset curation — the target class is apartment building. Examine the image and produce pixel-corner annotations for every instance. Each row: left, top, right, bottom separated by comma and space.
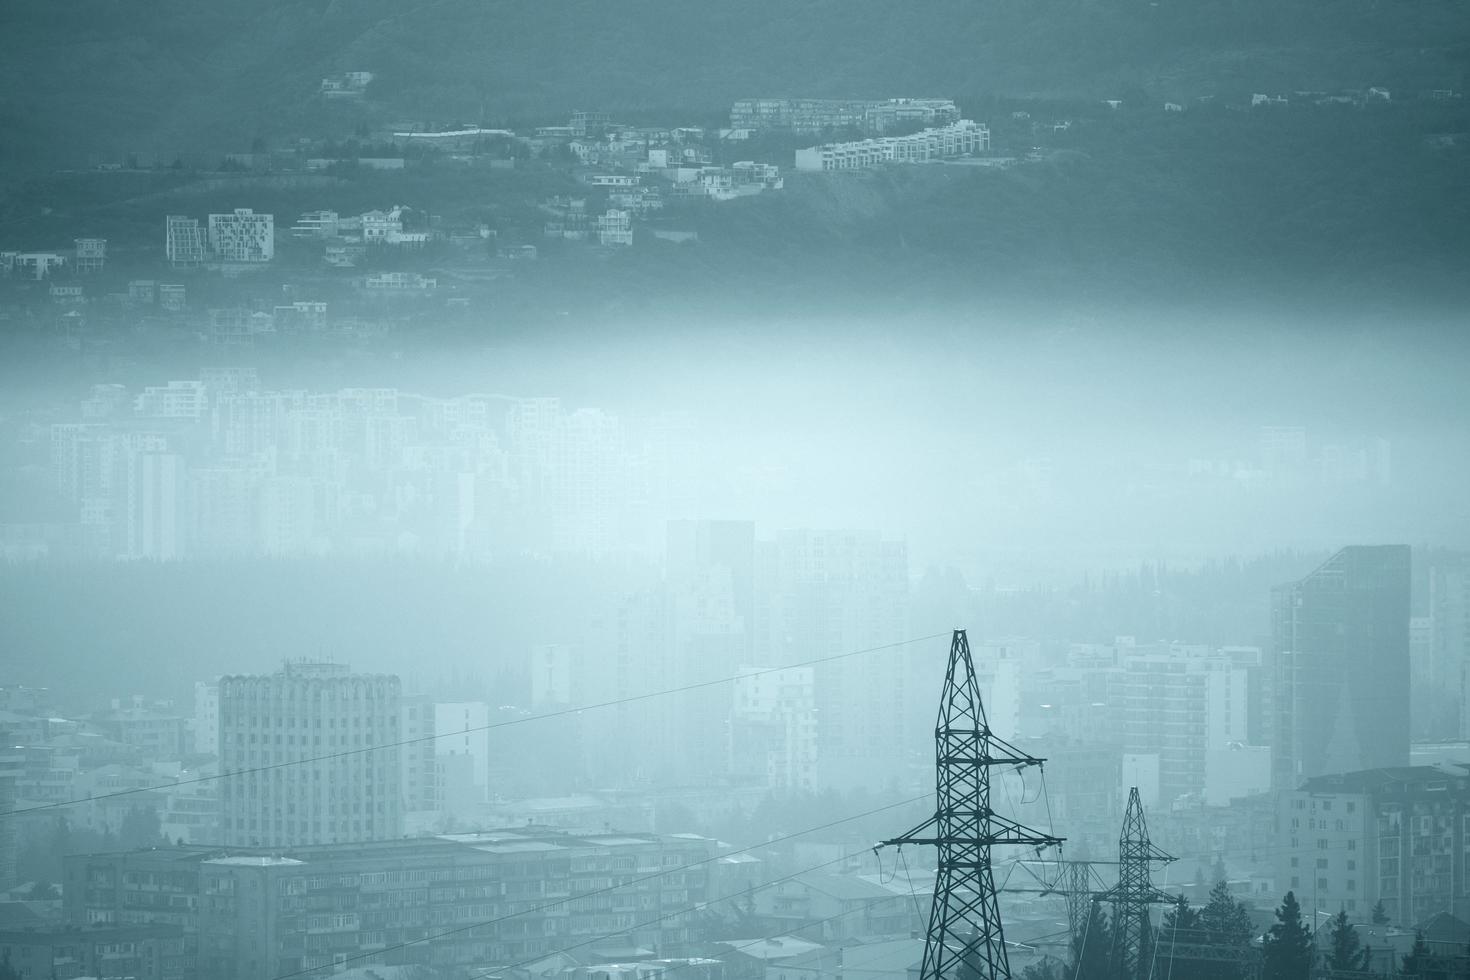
794, 121, 989, 171
207, 208, 274, 263
1278, 766, 1470, 926
730, 98, 959, 135
197, 829, 714, 980
218, 661, 402, 847
165, 216, 205, 269
74, 237, 107, 274
0, 924, 190, 980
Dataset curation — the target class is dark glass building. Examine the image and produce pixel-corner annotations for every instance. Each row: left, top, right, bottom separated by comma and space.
1271, 545, 1411, 788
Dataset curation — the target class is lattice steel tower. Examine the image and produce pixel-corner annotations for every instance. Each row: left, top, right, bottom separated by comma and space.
1097, 787, 1175, 980
882, 629, 1064, 980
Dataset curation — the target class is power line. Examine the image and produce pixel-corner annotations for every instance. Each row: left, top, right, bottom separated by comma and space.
2, 632, 947, 819
271, 793, 930, 980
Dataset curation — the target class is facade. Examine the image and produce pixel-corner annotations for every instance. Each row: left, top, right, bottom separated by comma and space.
165, 216, 205, 269
1278, 766, 1470, 925
193, 830, 715, 980
217, 661, 402, 847
758, 530, 911, 791
1271, 545, 1411, 789
794, 121, 990, 171
74, 237, 107, 273
598, 209, 634, 246
0, 924, 189, 980
124, 451, 188, 560
158, 283, 186, 311
207, 208, 274, 263
729, 666, 818, 791
730, 98, 959, 135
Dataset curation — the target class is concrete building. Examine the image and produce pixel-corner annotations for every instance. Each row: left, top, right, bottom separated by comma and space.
730, 98, 959, 135
758, 530, 911, 791
1277, 766, 1470, 925
0, 923, 190, 980
94, 702, 188, 759
794, 120, 990, 171
10, 252, 69, 279
598, 209, 634, 246
135, 380, 208, 419
1271, 546, 1411, 789
192, 829, 715, 980
207, 208, 274, 263
165, 216, 205, 269
74, 237, 107, 274
192, 681, 219, 756
729, 666, 818, 791
433, 701, 491, 813
217, 661, 402, 847
158, 283, 186, 311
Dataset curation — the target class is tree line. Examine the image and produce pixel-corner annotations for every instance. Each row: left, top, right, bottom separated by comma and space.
1019, 879, 1470, 980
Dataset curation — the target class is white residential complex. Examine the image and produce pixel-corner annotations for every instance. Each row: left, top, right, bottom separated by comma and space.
795, 120, 990, 171
731, 98, 960, 135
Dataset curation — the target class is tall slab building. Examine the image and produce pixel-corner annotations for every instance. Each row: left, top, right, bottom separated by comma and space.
219, 661, 402, 847
1271, 545, 1411, 789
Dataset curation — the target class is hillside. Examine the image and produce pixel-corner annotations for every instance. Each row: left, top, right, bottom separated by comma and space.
1, 0, 1468, 171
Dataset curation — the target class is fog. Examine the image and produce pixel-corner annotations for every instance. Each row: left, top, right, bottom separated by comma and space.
1, 5, 1469, 977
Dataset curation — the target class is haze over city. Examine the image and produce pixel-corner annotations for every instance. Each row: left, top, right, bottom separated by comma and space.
0, 2, 1468, 980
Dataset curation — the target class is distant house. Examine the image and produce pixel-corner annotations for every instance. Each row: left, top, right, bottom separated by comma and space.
321, 71, 373, 98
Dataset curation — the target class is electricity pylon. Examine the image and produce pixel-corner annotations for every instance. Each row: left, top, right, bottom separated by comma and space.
881, 629, 1065, 980
1096, 787, 1175, 980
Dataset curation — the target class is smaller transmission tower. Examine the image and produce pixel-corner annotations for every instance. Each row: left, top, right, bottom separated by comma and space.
881, 629, 1064, 980
1097, 787, 1175, 980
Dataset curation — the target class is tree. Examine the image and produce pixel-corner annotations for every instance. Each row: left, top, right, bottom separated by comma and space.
1162, 894, 1202, 940
1324, 909, 1369, 973
1371, 899, 1390, 925
1262, 890, 1314, 980
1020, 957, 1066, 980
1201, 878, 1255, 946
119, 805, 166, 849
1072, 902, 1115, 980
1399, 930, 1433, 978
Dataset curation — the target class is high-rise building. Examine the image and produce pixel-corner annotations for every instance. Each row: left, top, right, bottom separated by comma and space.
759, 529, 911, 791
125, 451, 188, 560
207, 208, 274, 262
1271, 545, 1411, 789
218, 661, 401, 847
165, 216, 205, 269
193, 681, 220, 756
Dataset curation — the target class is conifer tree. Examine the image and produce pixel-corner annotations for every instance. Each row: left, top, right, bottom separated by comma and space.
1262, 890, 1315, 980
1072, 901, 1115, 980
1325, 909, 1369, 973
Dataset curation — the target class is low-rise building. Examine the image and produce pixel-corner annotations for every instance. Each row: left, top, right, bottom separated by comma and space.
0, 923, 190, 980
